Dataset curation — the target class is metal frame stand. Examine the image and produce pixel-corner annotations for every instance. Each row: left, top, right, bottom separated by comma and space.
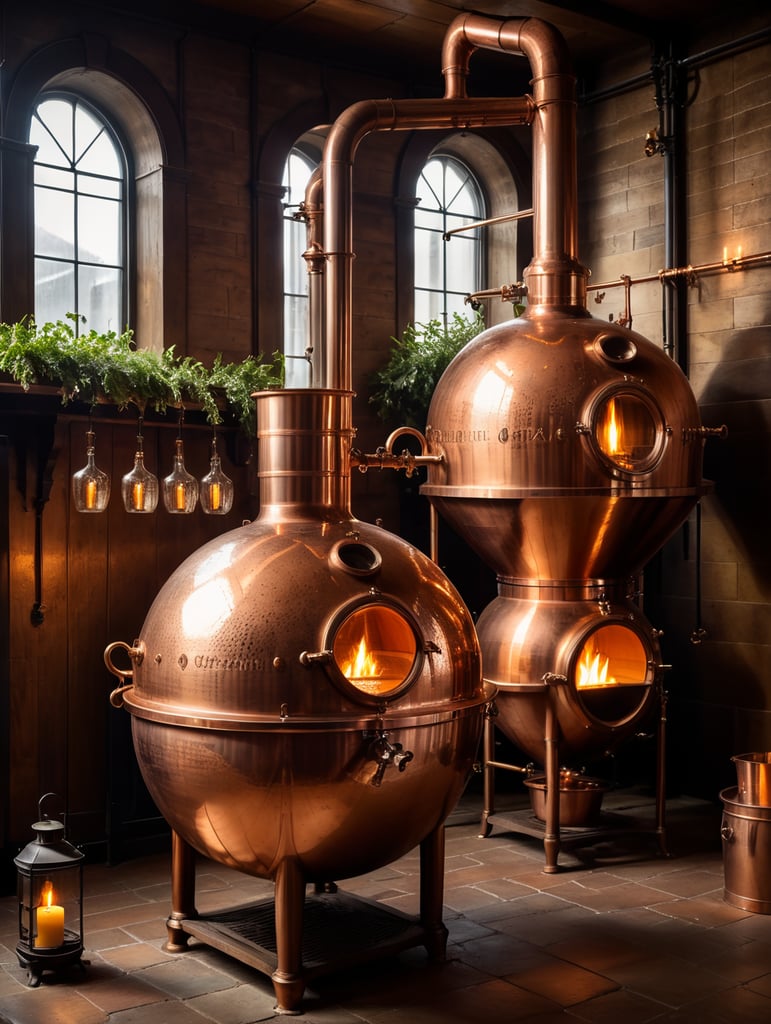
164, 825, 448, 1015
479, 684, 669, 872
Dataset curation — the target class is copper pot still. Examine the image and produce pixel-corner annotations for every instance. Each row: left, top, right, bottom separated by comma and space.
418, 16, 714, 763
106, 390, 488, 884
422, 288, 709, 764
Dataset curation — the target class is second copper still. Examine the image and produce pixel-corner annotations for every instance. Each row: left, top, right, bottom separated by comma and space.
419, 16, 716, 866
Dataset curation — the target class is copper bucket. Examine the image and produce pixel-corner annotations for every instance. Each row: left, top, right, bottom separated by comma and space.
524, 771, 608, 827
732, 753, 771, 805
720, 787, 771, 914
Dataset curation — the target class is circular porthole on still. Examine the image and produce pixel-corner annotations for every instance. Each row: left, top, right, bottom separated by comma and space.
330, 602, 420, 701
572, 622, 653, 727
591, 387, 664, 476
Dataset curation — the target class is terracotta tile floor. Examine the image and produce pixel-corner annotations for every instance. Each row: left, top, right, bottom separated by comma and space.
1, 789, 771, 1023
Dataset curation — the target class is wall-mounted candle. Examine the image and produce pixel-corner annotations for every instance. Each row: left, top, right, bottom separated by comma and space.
724, 244, 743, 266
35, 880, 64, 948
132, 480, 145, 510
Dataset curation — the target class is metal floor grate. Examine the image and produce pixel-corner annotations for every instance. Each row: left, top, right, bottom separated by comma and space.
190, 891, 421, 972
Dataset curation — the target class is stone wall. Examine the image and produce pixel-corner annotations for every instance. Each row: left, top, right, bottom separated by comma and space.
577, 13, 771, 798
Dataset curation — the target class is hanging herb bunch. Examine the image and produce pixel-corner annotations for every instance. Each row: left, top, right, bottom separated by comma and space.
0, 314, 283, 435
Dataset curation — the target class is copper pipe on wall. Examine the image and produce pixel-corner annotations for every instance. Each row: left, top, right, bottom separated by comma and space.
443, 207, 533, 241
588, 248, 771, 293
300, 167, 324, 378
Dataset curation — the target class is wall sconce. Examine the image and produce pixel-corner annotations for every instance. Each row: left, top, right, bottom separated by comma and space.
121, 418, 158, 513
14, 794, 85, 987
723, 245, 743, 268
71, 426, 110, 512
162, 414, 198, 514
200, 431, 234, 515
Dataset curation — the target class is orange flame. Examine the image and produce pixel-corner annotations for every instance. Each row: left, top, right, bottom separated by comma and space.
604, 398, 621, 455
577, 644, 617, 688
341, 636, 382, 681
40, 880, 55, 908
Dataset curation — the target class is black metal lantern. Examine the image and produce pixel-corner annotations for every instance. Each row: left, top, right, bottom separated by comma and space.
14, 794, 85, 987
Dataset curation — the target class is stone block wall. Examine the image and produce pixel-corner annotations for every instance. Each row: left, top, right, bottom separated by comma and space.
577, 14, 771, 798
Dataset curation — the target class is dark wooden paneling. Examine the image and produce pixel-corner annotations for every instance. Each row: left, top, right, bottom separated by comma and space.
0, 396, 253, 876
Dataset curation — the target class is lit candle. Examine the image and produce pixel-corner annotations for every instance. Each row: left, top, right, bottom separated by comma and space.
209, 481, 221, 511
85, 479, 97, 510
174, 481, 186, 511
35, 881, 64, 948
132, 480, 145, 510
723, 246, 728, 265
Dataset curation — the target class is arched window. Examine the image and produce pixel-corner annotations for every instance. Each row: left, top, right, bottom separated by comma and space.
282, 147, 317, 387
29, 94, 128, 334
414, 154, 484, 325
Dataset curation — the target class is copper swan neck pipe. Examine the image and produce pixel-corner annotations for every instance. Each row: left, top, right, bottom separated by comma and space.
442, 14, 588, 317
317, 13, 589, 391
441, 13, 570, 97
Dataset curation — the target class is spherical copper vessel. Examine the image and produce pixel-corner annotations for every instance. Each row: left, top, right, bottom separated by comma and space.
423, 313, 705, 583
107, 391, 488, 883
422, 313, 707, 763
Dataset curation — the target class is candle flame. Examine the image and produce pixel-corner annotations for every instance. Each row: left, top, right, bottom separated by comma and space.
577, 643, 617, 688
40, 880, 55, 908
341, 636, 381, 681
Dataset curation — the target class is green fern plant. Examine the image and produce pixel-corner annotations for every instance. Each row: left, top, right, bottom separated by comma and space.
369, 310, 486, 428
0, 314, 283, 434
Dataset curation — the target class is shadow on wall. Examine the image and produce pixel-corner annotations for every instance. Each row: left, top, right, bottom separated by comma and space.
670, 320, 771, 799
699, 323, 771, 589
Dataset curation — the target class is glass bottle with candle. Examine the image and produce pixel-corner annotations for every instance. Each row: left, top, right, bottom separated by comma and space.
162, 438, 198, 514
72, 429, 110, 512
122, 425, 159, 513
200, 434, 234, 515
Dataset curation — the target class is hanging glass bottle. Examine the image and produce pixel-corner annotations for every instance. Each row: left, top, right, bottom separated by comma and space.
121, 420, 158, 513
162, 416, 198, 514
199, 432, 234, 515
72, 427, 110, 512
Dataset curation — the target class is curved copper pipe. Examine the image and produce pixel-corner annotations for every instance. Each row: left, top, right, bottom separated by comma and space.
442, 14, 586, 314
321, 95, 533, 389
318, 13, 587, 391
441, 14, 572, 98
